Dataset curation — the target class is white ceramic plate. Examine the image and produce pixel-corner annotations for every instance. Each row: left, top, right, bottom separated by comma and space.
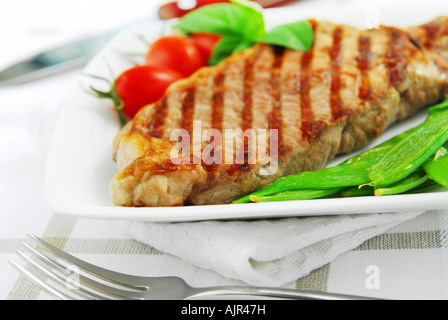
45, 3, 448, 222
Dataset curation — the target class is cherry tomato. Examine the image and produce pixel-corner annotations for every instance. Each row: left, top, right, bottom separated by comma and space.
145, 35, 205, 77
190, 33, 222, 65
115, 65, 183, 119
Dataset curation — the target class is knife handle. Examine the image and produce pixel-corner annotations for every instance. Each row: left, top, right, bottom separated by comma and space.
158, 0, 299, 20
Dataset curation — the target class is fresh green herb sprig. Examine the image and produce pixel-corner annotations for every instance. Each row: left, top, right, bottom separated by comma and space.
173, 0, 314, 65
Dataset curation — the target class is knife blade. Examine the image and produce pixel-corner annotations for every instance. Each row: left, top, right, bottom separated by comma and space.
0, 30, 116, 86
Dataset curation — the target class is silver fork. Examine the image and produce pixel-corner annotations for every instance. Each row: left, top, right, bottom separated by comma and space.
9, 233, 376, 300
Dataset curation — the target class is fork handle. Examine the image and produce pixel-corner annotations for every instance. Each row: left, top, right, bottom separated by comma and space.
186, 286, 377, 300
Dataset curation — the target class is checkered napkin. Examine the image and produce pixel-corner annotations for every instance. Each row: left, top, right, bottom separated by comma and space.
116, 211, 425, 287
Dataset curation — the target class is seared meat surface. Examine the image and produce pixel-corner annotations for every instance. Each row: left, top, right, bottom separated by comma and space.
110, 17, 448, 207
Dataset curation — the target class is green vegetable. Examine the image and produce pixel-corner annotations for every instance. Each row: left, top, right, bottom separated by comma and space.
374, 169, 429, 196
209, 35, 254, 66
427, 99, 448, 115
340, 186, 374, 197
233, 162, 372, 204
404, 179, 441, 194
249, 188, 344, 203
173, 0, 314, 65
173, 1, 265, 40
257, 21, 314, 52
342, 168, 435, 197
368, 99, 448, 188
423, 143, 448, 188
342, 125, 421, 165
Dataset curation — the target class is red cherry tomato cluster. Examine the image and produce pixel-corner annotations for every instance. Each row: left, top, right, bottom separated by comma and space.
93, 33, 221, 124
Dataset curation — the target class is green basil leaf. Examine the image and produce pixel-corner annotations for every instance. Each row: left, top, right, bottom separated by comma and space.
174, 4, 243, 35
230, 0, 263, 13
229, 0, 265, 40
257, 20, 314, 52
233, 38, 255, 52
209, 35, 255, 66
173, 0, 265, 41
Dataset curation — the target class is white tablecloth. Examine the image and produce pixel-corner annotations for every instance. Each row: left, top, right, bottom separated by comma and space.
1, 0, 447, 300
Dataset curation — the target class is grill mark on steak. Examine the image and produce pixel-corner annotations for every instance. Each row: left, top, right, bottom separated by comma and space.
229, 47, 261, 172
300, 20, 318, 143
181, 87, 196, 135
179, 87, 196, 164
421, 22, 441, 48
268, 47, 285, 156
278, 50, 302, 153
299, 44, 315, 143
228, 46, 264, 172
221, 58, 245, 132
241, 47, 267, 129
147, 98, 168, 139
212, 73, 225, 133
384, 27, 406, 88
329, 26, 344, 121
357, 35, 372, 100
241, 49, 258, 132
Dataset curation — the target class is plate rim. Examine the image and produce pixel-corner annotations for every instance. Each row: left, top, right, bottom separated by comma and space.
46, 189, 448, 222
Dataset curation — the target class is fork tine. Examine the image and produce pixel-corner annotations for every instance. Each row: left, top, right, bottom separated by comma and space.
15, 249, 109, 300
9, 259, 73, 300
19, 242, 148, 300
27, 233, 149, 290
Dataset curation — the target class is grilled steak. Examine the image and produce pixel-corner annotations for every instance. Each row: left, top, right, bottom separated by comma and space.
110, 17, 448, 207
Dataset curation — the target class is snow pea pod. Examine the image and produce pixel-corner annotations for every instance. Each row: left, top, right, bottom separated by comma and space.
374, 168, 429, 196
249, 188, 344, 203
342, 125, 420, 165
423, 143, 448, 188
427, 98, 448, 115
233, 161, 373, 203
340, 186, 374, 197
249, 166, 430, 202
405, 179, 441, 194
340, 168, 431, 197
368, 100, 448, 188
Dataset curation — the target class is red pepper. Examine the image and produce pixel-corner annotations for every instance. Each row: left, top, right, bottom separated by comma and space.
158, 0, 299, 20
